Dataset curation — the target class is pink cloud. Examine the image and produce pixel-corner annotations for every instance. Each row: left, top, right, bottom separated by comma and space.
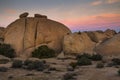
91, 0, 120, 6
91, 1, 102, 6
106, 0, 120, 4
59, 13, 120, 31
4, 9, 17, 14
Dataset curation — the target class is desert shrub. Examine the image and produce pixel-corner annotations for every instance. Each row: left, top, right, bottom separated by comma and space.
0, 43, 16, 58
25, 60, 45, 71
12, 60, 23, 68
63, 73, 75, 80
24, 60, 33, 66
96, 62, 104, 68
112, 58, 120, 65
77, 57, 92, 66
91, 54, 103, 61
0, 67, 8, 72
69, 62, 77, 69
118, 69, 120, 76
32, 45, 56, 59
76, 53, 91, 60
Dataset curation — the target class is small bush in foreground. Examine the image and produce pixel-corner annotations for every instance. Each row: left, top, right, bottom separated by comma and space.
32, 45, 56, 59
76, 53, 91, 60
91, 54, 103, 61
96, 62, 104, 68
12, 60, 23, 68
118, 69, 120, 76
24, 60, 46, 71
0, 43, 16, 58
69, 62, 77, 69
112, 58, 120, 65
77, 57, 92, 66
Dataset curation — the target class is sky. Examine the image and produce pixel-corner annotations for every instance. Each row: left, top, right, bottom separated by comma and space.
0, 0, 120, 32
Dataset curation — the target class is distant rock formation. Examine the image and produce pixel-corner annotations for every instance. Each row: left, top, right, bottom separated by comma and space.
63, 32, 96, 55
19, 12, 29, 18
104, 29, 117, 38
63, 29, 117, 55
4, 13, 71, 58
95, 33, 120, 56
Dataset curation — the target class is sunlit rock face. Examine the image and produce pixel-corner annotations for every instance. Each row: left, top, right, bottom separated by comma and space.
63, 29, 117, 56
4, 13, 71, 58
63, 32, 96, 55
95, 33, 120, 56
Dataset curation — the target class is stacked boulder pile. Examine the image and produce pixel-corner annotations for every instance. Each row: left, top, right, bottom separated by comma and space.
0, 12, 119, 58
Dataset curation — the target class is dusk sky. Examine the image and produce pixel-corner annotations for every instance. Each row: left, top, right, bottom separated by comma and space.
0, 0, 120, 32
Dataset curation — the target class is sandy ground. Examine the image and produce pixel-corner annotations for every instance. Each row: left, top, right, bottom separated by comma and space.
0, 58, 120, 80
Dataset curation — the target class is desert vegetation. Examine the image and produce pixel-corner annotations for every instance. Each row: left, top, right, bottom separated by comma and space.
0, 43, 16, 58
32, 45, 56, 59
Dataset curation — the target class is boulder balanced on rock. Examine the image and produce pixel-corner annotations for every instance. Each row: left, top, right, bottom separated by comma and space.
34, 14, 47, 19
19, 12, 29, 18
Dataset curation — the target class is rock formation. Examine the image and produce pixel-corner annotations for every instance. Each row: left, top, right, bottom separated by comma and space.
4, 12, 71, 58
63, 32, 96, 55
95, 33, 120, 56
0, 27, 5, 43
34, 14, 47, 19
63, 29, 117, 55
19, 12, 29, 18
86, 29, 116, 43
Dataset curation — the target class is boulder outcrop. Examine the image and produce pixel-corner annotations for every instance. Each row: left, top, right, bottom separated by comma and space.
95, 33, 120, 56
63, 32, 96, 55
0, 27, 5, 43
19, 12, 29, 18
4, 13, 71, 58
34, 14, 47, 19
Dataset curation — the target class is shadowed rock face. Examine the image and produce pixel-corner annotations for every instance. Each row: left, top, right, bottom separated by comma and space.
0, 27, 5, 37
95, 33, 120, 56
4, 13, 71, 58
0, 27, 5, 43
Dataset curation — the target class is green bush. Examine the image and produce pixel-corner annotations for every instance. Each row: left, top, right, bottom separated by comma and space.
91, 54, 103, 61
32, 45, 56, 59
69, 62, 77, 69
24, 60, 46, 71
76, 53, 91, 60
77, 57, 92, 66
118, 69, 120, 76
0, 43, 16, 58
112, 58, 120, 65
96, 62, 104, 68
12, 60, 23, 68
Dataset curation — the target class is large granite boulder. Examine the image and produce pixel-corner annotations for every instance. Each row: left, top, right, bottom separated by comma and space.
95, 33, 120, 56
63, 32, 96, 55
4, 13, 71, 58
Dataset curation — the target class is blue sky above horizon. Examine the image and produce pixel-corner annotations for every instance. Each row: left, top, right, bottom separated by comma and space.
0, 0, 120, 32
